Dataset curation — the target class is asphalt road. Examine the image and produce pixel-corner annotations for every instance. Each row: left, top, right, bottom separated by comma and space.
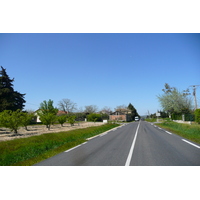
34, 121, 200, 166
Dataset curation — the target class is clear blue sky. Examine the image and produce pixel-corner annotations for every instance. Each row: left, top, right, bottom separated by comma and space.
0, 33, 200, 115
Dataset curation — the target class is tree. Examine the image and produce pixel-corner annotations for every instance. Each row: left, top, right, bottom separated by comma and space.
0, 109, 23, 134
100, 106, 112, 115
84, 105, 98, 114
20, 112, 34, 131
58, 99, 77, 113
128, 103, 139, 120
114, 105, 127, 112
57, 115, 67, 127
157, 83, 192, 114
67, 115, 76, 126
195, 109, 200, 124
37, 99, 58, 130
0, 66, 26, 112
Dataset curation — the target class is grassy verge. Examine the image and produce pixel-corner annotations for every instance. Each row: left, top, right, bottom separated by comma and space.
0, 123, 119, 166
145, 118, 157, 122
157, 121, 200, 144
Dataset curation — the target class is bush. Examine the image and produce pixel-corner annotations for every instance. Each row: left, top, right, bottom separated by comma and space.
87, 113, 102, 122
195, 109, 200, 124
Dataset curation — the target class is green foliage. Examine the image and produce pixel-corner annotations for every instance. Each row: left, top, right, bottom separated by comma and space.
67, 115, 76, 126
20, 112, 35, 130
0, 123, 120, 166
74, 112, 86, 121
157, 83, 192, 114
57, 115, 67, 126
38, 112, 57, 130
195, 109, 200, 124
87, 113, 102, 122
37, 99, 58, 130
0, 109, 23, 134
39, 99, 58, 115
0, 66, 26, 111
128, 103, 139, 120
145, 118, 157, 122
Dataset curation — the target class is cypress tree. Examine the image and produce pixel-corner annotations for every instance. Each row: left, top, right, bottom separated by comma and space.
128, 103, 139, 120
0, 66, 26, 111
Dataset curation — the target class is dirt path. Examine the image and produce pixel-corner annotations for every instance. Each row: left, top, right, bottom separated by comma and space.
0, 122, 104, 142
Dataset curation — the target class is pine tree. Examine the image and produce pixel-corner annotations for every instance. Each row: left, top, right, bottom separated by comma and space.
0, 66, 26, 112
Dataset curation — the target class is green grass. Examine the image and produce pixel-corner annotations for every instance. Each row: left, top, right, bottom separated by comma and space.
0, 123, 119, 166
145, 118, 157, 122
157, 121, 200, 144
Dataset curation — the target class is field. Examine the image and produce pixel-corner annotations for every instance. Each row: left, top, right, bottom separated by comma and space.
0, 122, 104, 142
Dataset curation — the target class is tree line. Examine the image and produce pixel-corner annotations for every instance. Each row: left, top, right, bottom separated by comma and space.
0, 66, 141, 134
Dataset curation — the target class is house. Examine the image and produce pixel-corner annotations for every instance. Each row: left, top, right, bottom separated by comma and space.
33, 110, 68, 123
109, 108, 132, 122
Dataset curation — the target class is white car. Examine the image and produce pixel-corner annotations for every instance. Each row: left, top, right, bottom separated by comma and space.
135, 116, 139, 121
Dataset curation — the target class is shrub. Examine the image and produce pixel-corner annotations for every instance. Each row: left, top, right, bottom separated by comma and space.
195, 109, 200, 124
87, 113, 102, 122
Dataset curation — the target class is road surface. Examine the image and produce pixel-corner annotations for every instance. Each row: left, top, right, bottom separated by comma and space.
34, 121, 200, 166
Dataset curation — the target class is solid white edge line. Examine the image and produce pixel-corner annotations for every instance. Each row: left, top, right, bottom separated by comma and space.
182, 139, 200, 149
65, 145, 81, 152
100, 132, 108, 137
125, 121, 141, 166
165, 131, 172, 135
86, 125, 123, 140
65, 142, 87, 152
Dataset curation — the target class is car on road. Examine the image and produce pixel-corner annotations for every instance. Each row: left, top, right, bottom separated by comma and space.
135, 116, 139, 121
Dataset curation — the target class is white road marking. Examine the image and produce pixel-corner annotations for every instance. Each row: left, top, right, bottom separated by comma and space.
182, 139, 200, 149
86, 125, 122, 140
125, 121, 141, 166
165, 131, 172, 135
100, 132, 108, 137
65, 142, 87, 152
158, 127, 162, 130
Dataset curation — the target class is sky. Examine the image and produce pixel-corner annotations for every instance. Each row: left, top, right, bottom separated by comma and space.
0, 33, 200, 115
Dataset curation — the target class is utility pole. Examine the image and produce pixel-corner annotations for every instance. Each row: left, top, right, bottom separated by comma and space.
190, 85, 200, 110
